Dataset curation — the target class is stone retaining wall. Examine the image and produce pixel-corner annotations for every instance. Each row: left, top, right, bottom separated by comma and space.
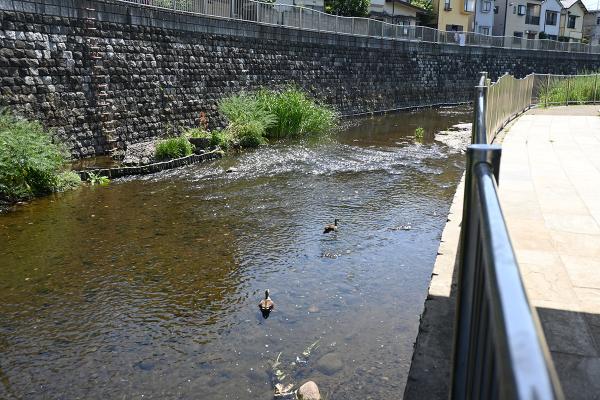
1, 0, 599, 157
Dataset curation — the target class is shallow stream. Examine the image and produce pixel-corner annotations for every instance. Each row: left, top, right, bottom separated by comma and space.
0, 106, 471, 399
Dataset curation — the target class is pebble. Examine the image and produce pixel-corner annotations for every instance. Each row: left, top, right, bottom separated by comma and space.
316, 353, 343, 375
297, 381, 321, 400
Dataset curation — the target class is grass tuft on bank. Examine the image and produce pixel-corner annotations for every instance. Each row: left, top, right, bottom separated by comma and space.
155, 136, 195, 160
216, 88, 336, 148
0, 111, 80, 201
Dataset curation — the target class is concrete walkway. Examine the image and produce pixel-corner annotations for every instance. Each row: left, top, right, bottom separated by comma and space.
404, 105, 600, 399
499, 106, 600, 399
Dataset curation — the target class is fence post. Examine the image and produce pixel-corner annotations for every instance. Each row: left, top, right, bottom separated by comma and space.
352, 18, 355, 35
172, 0, 176, 10
299, 6, 303, 28
318, 11, 320, 32
256, 0, 259, 21
336, 15, 339, 33
381, 21, 384, 38
566, 77, 570, 106
545, 74, 550, 108
450, 143, 502, 400
595, 74, 598, 104
204, 0, 208, 14
367, 18, 370, 37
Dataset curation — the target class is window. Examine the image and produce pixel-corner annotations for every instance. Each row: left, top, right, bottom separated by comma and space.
517, 5, 526, 15
479, 26, 490, 35
481, 0, 492, 12
597, 16, 600, 25
464, 0, 475, 12
525, 3, 540, 24
568, 15, 577, 29
494, 5, 499, 14
546, 11, 557, 26
513, 31, 523, 44
444, 0, 452, 10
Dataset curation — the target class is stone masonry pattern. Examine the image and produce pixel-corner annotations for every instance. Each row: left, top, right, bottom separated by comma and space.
1, 0, 600, 157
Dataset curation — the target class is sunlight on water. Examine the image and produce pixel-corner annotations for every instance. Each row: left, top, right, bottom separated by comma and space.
0, 106, 471, 400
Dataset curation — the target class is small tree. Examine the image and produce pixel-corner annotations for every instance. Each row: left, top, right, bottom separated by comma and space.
325, 0, 371, 17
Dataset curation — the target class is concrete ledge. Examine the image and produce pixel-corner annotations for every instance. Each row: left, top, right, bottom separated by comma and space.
76, 149, 223, 180
403, 176, 464, 400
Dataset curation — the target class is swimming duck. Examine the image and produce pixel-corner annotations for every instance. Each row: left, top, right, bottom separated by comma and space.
258, 289, 275, 311
323, 219, 339, 234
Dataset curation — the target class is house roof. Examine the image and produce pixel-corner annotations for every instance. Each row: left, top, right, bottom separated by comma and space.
561, 0, 589, 12
581, 0, 599, 11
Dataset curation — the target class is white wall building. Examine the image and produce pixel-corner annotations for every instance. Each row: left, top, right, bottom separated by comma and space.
474, 0, 495, 34
541, 0, 563, 38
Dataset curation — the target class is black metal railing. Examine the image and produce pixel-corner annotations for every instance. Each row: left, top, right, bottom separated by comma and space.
450, 73, 564, 399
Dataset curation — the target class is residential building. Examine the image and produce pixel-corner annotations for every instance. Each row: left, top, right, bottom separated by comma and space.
583, 9, 600, 44
493, 0, 565, 39
433, 0, 476, 31
541, 0, 563, 39
559, 0, 587, 41
279, 0, 324, 11
494, 0, 545, 39
369, 0, 425, 26
474, 0, 495, 34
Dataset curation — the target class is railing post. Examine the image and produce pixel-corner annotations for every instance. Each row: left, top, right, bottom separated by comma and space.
256, 0, 259, 21
451, 143, 502, 400
566, 77, 570, 106
472, 72, 489, 144
352, 18, 355, 35
172, 0, 176, 10
367, 18, 370, 37
381, 21, 384, 38
299, 6, 303, 28
336, 15, 339, 33
204, 0, 208, 14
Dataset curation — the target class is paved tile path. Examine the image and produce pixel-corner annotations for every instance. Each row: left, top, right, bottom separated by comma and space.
499, 106, 600, 399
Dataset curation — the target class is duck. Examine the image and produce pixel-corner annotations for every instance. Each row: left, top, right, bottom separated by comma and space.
323, 219, 339, 234
258, 289, 275, 311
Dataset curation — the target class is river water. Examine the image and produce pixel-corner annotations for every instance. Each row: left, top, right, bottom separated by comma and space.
0, 106, 471, 400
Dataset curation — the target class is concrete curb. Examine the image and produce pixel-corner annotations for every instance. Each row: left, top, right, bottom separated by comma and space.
76, 149, 223, 181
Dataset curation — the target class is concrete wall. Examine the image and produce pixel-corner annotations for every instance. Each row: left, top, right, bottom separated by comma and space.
1, 0, 600, 158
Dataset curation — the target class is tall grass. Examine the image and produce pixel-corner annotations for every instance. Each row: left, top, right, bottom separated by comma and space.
539, 75, 600, 106
155, 136, 194, 160
257, 88, 336, 139
0, 111, 80, 201
218, 88, 336, 147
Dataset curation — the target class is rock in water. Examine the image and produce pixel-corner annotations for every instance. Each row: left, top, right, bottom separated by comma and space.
226, 167, 238, 173
316, 353, 343, 375
297, 381, 321, 400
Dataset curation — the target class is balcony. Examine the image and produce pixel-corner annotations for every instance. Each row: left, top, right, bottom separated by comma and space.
526, 15, 540, 25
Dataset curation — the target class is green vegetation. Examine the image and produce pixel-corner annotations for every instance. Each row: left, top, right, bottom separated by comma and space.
185, 127, 210, 139
155, 136, 194, 160
0, 112, 80, 201
325, 0, 370, 17
414, 127, 425, 140
87, 172, 110, 186
218, 88, 336, 148
540, 75, 600, 106
256, 88, 335, 139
